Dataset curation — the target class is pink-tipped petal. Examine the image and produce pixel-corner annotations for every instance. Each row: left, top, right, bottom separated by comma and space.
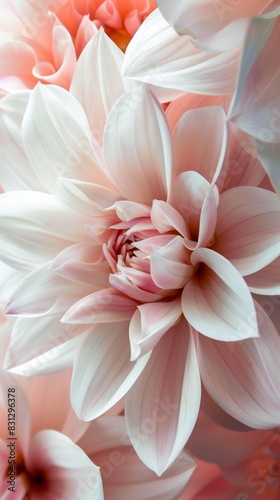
103, 86, 172, 203
182, 248, 258, 341
198, 300, 280, 428
150, 236, 193, 290
129, 298, 182, 360
151, 200, 189, 237
71, 325, 151, 420
126, 320, 201, 475
245, 257, 280, 294
256, 140, 280, 195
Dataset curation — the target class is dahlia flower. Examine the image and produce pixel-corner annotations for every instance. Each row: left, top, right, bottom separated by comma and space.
1, 22, 280, 476
0, 317, 195, 499
0, 0, 156, 95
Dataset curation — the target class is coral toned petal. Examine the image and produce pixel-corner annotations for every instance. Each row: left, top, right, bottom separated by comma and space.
150, 236, 193, 290
172, 106, 228, 186
126, 320, 200, 474
228, 8, 280, 141
245, 257, 280, 294
103, 86, 172, 203
256, 140, 280, 195
71, 29, 125, 145
27, 430, 104, 500
0, 90, 46, 192
32, 25, 76, 88
0, 369, 30, 458
71, 325, 151, 420
0, 41, 37, 92
62, 288, 138, 324
22, 83, 110, 193
123, 9, 240, 98
197, 300, 280, 428
129, 298, 182, 360
183, 249, 258, 341
166, 93, 224, 132
214, 186, 280, 275
4, 314, 87, 371
0, 191, 91, 270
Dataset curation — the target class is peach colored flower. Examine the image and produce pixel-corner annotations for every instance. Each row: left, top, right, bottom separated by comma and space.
0, 0, 156, 95
1, 30, 280, 475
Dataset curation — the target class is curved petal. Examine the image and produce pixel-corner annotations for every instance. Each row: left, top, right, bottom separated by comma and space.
166, 93, 224, 132
156, 0, 270, 39
32, 24, 76, 88
70, 28, 125, 144
123, 9, 240, 99
197, 300, 280, 428
4, 313, 87, 371
228, 7, 280, 141
172, 106, 228, 186
5, 262, 93, 317
22, 83, 110, 193
182, 248, 258, 341
0, 90, 46, 192
71, 325, 151, 420
62, 288, 138, 324
126, 319, 201, 475
245, 257, 280, 294
151, 200, 189, 237
103, 85, 172, 203
129, 298, 182, 360
150, 236, 193, 290
0, 191, 91, 270
0, 41, 36, 92
27, 430, 104, 500
214, 186, 280, 275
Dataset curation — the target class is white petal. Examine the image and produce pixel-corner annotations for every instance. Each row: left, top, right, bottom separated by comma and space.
71, 325, 151, 420
103, 85, 172, 203
183, 249, 258, 341
71, 28, 125, 145
123, 9, 240, 99
126, 320, 201, 475
0, 191, 91, 270
22, 83, 110, 193
0, 90, 45, 191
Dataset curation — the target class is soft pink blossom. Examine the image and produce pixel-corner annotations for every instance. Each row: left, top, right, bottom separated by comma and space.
0, 29, 280, 476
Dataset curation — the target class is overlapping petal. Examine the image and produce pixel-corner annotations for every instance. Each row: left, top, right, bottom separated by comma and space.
182, 249, 258, 341
129, 298, 182, 360
197, 300, 280, 428
123, 9, 240, 99
228, 7, 280, 141
71, 324, 151, 420
0, 191, 91, 270
214, 186, 280, 275
22, 83, 110, 193
103, 85, 172, 203
126, 320, 200, 475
